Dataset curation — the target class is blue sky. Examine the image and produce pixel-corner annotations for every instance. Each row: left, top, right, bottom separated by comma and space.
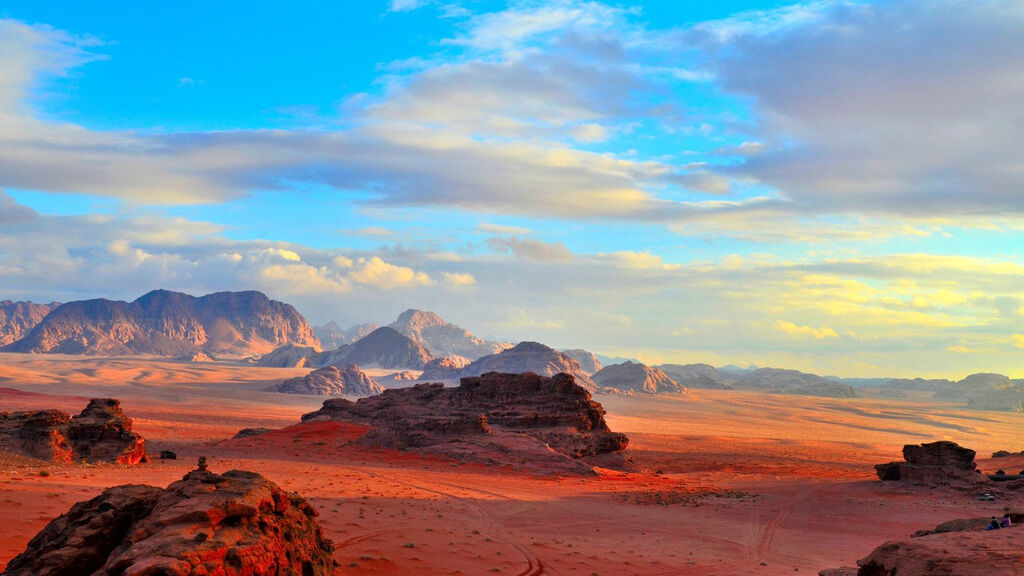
1, 0, 1023, 377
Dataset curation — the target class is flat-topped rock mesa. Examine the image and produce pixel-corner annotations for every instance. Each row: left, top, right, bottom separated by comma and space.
820, 513, 1024, 576
302, 371, 629, 474
3, 289, 320, 358
267, 364, 384, 396
450, 342, 597, 391
561, 348, 602, 375
419, 355, 472, 380
0, 398, 147, 465
657, 363, 733, 389
313, 320, 379, 349
258, 327, 432, 370
0, 300, 59, 347
875, 440, 990, 488
3, 466, 336, 576
389, 309, 510, 360
593, 361, 685, 394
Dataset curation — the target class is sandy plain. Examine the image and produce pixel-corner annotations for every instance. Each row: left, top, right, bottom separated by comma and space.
1, 352, 1022, 575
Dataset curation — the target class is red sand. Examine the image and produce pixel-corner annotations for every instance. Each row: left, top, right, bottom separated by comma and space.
1, 353, 1021, 575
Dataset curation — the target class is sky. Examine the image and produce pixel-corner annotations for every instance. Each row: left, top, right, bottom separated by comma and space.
1, 0, 1023, 378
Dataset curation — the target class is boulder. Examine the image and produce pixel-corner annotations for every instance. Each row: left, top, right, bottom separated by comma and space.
875, 441, 987, 488
854, 528, 1023, 576
267, 364, 384, 396
3, 466, 336, 576
0, 398, 146, 465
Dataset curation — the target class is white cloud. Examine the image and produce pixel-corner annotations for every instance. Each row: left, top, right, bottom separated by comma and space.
486, 236, 573, 262
691, 0, 1024, 217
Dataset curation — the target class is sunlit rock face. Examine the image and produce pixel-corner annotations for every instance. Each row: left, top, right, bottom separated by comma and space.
3, 467, 337, 576
0, 398, 147, 465
0, 300, 59, 347
4, 289, 320, 357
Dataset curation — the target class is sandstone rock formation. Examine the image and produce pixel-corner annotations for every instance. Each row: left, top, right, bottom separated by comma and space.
593, 361, 685, 394
0, 409, 72, 462
313, 320, 378, 349
3, 466, 336, 576
389, 309, 510, 360
874, 440, 988, 487
419, 355, 472, 380
561, 349, 602, 375
820, 517, 1024, 576
0, 398, 147, 465
451, 342, 597, 391
302, 371, 629, 474
267, 364, 384, 396
4, 290, 320, 358
0, 300, 59, 346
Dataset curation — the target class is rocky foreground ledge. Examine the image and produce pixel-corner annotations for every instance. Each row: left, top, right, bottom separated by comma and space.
301, 371, 630, 474
3, 464, 336, 576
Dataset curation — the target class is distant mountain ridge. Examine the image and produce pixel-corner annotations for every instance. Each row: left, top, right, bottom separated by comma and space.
424, 341, 597, 391
0, 300, 60, 346
4, 290, 320, 357
388, 309, 510, 360
258, 326, 432, 370
313, 321, 379, 350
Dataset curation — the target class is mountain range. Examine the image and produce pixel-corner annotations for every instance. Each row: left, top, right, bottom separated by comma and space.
0, 300, 60, 347
2, 290, 320, 357
4, 290, 1022, 407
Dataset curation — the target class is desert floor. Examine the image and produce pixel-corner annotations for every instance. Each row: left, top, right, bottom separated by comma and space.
1, 353, 1022, 575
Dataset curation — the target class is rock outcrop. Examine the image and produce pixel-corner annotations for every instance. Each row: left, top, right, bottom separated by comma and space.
389, 309, 510, 360
0, 398, 147, 465
3, 466, 336, 576
593, 361, 685, 394
302, 371, 629, 474
561, 349, 602, 375
267, 365, 384, 396
820, 516, 1024, 576
0, 409, 72, 462
875, 441, 988, 487
419, 355, 472, 380
4, 290, 320, 358
0, 300, 59, 347
255, 343, 320, 367
452, 342, 597, 391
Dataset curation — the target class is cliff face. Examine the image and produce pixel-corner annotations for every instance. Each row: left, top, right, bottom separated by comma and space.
4, 290, 320, 357
0, 300, 59, 346
388, 309, 510, 360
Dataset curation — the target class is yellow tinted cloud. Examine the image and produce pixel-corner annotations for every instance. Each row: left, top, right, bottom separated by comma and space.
775, 320, 838, 339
